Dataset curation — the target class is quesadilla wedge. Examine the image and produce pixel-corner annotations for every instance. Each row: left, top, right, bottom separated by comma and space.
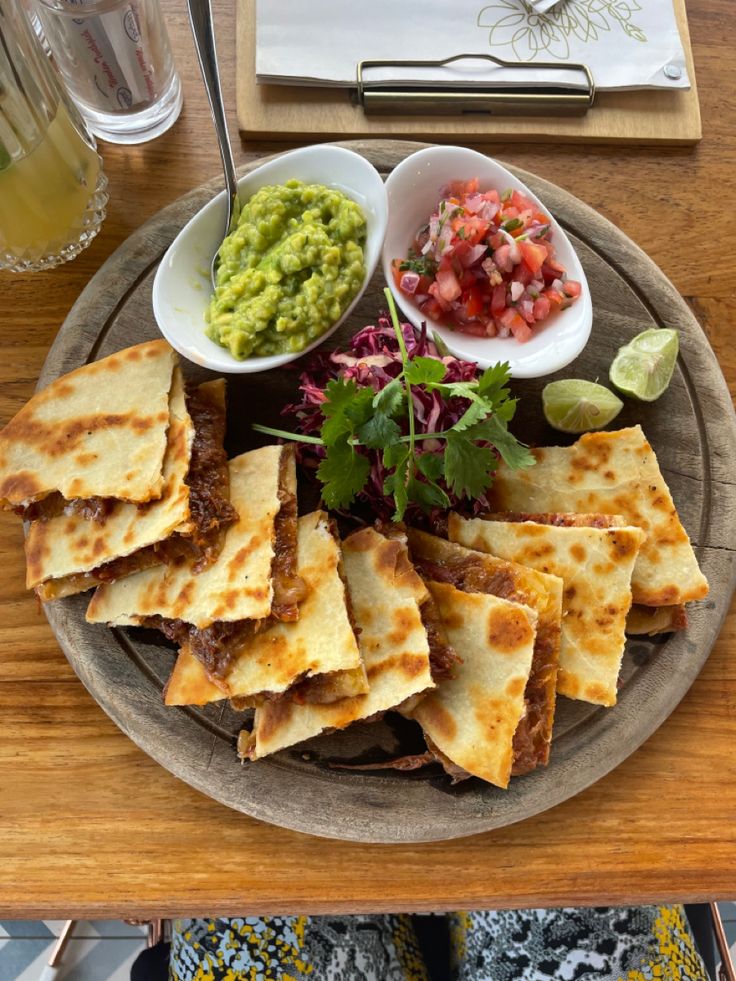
238, 525, 445, 761
164, 510, 367, 707
449, 514, 645, 706
406, 528, 563, 775
86, 445, 302, 676
0, 339, 177, 512
485, 426, 708, 606
406, 582, 538, 789
26, 374, 235, 600
486, 512, 689, 636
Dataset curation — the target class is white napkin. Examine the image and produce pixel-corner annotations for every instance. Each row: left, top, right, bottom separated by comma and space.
256, 0, 689, 91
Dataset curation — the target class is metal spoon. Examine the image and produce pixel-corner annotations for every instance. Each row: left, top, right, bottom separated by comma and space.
186, 0, 240, 290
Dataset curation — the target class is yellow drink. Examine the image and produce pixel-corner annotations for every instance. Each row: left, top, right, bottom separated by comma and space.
0, 100, 105, 266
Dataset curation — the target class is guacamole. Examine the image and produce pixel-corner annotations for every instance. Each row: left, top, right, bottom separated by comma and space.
205, 180, 367, 359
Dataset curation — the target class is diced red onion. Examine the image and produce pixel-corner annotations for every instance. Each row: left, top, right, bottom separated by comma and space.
459, 243, 487, 268
510, 281, 524, 302
464, 193, 485, 214
399, 271, 420, 295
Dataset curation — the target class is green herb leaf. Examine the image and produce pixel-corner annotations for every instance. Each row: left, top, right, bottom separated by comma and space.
398, 253, 437, 278
372, 377, 404, 417
383, 445, 411, 521
404, 356, 447, 386
317, 441, 370, 509
320, 379, 373, 444
444, 433, 497, 499
431, 331, 451, 357
358, 411, 402, 450
466, 415, 535, 471
407, 474, 451, 512
416, 452, 444, 481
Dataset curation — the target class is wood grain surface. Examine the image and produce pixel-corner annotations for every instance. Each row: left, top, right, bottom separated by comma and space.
235, 0, 702, 145
0, 0, 735, 917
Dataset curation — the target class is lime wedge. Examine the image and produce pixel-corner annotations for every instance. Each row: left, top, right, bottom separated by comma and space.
609, 328, 679, 402
542, 379, 623, 433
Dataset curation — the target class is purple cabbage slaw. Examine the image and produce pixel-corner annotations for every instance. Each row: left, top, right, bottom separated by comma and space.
282, 315, 497, 524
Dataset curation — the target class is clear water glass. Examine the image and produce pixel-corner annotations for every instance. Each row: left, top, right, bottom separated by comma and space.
32, 0, 182, 145
0, 2, 108, 272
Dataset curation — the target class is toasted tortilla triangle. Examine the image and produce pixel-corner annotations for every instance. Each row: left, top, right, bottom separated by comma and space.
164, 511, 366, 707
243, 525, 436, 761
486, 426, 708, 606
407, 582, 537, 789
86, 445, 289, 628
26, 366, 194, 598
449, 514, 645, 706
406, 528, 563, 775
0, 339, 177, 507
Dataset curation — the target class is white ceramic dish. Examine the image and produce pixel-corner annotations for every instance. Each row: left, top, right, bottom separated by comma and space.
153, 144, 388, 373
381, 146, 593, 378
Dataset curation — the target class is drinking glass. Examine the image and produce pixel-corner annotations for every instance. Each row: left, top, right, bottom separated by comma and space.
0, 2, 108, 272
32, 0, 182, 144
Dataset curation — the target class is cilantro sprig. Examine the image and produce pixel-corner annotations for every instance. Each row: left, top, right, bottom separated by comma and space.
253, 288, 534, 519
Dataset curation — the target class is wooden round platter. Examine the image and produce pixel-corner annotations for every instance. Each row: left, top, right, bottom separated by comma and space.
38, 141, 736, 843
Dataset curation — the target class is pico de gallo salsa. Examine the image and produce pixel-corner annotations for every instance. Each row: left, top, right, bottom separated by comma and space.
392, 178, 582, 342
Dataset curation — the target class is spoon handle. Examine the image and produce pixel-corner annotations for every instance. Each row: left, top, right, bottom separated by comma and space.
186, 0, 239, 230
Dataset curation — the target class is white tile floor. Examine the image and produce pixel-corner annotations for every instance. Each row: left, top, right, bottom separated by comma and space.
0, 921, 146, 980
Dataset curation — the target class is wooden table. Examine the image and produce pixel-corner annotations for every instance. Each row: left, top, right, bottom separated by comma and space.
0, 0, 734, 918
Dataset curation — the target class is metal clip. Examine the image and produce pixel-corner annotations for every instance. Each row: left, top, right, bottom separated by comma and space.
356, 53, 594, 116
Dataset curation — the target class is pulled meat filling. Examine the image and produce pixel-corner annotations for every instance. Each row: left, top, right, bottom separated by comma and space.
17, 492, 114, 524
418, 595, 460, 682
269, 445, 306, 621
145, 615, 260, 680
177, 383, 237, 572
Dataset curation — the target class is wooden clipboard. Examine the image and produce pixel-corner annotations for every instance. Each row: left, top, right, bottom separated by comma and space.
235, 0, 701, 145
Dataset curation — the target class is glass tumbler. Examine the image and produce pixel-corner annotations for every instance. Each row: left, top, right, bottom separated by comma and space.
32, 0, 182, 144
0, 2, 108, 272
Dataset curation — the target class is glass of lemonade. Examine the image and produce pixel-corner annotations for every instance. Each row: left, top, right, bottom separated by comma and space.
0, 2, 108, 272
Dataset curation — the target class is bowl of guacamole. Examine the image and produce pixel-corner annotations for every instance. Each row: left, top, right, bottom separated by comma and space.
152, 145, 388, 374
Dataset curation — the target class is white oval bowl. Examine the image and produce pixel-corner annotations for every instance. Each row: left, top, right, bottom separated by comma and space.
153, 144, 388, 373
381, 146, 592, 378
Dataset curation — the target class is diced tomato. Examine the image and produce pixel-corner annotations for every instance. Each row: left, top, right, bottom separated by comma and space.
498, 307, 533, 342
460, 320, 487, 337
453, 216, 490, 246
512, 263, 533, 286
435, 258, 461, 302
533, 296, 551, 320
446, 178, 478, 198
493, 244, 514, 274
563, 280, 582, 298
509, 190, 534, 212
428, 281, 452, 312
462, 286, 484, 318
490, 284, 507, 315
420, 297, 445, 321
520, 241, 548, 274
544, 288, 565, 309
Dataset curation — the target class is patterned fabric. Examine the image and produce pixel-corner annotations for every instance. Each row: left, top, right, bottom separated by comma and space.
170, 906, 708, 981
169, 914, 428, 981
449, 905, 708, 981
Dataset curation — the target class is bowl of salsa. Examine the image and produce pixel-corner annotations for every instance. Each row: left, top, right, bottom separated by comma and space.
382, 146, 592, 378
